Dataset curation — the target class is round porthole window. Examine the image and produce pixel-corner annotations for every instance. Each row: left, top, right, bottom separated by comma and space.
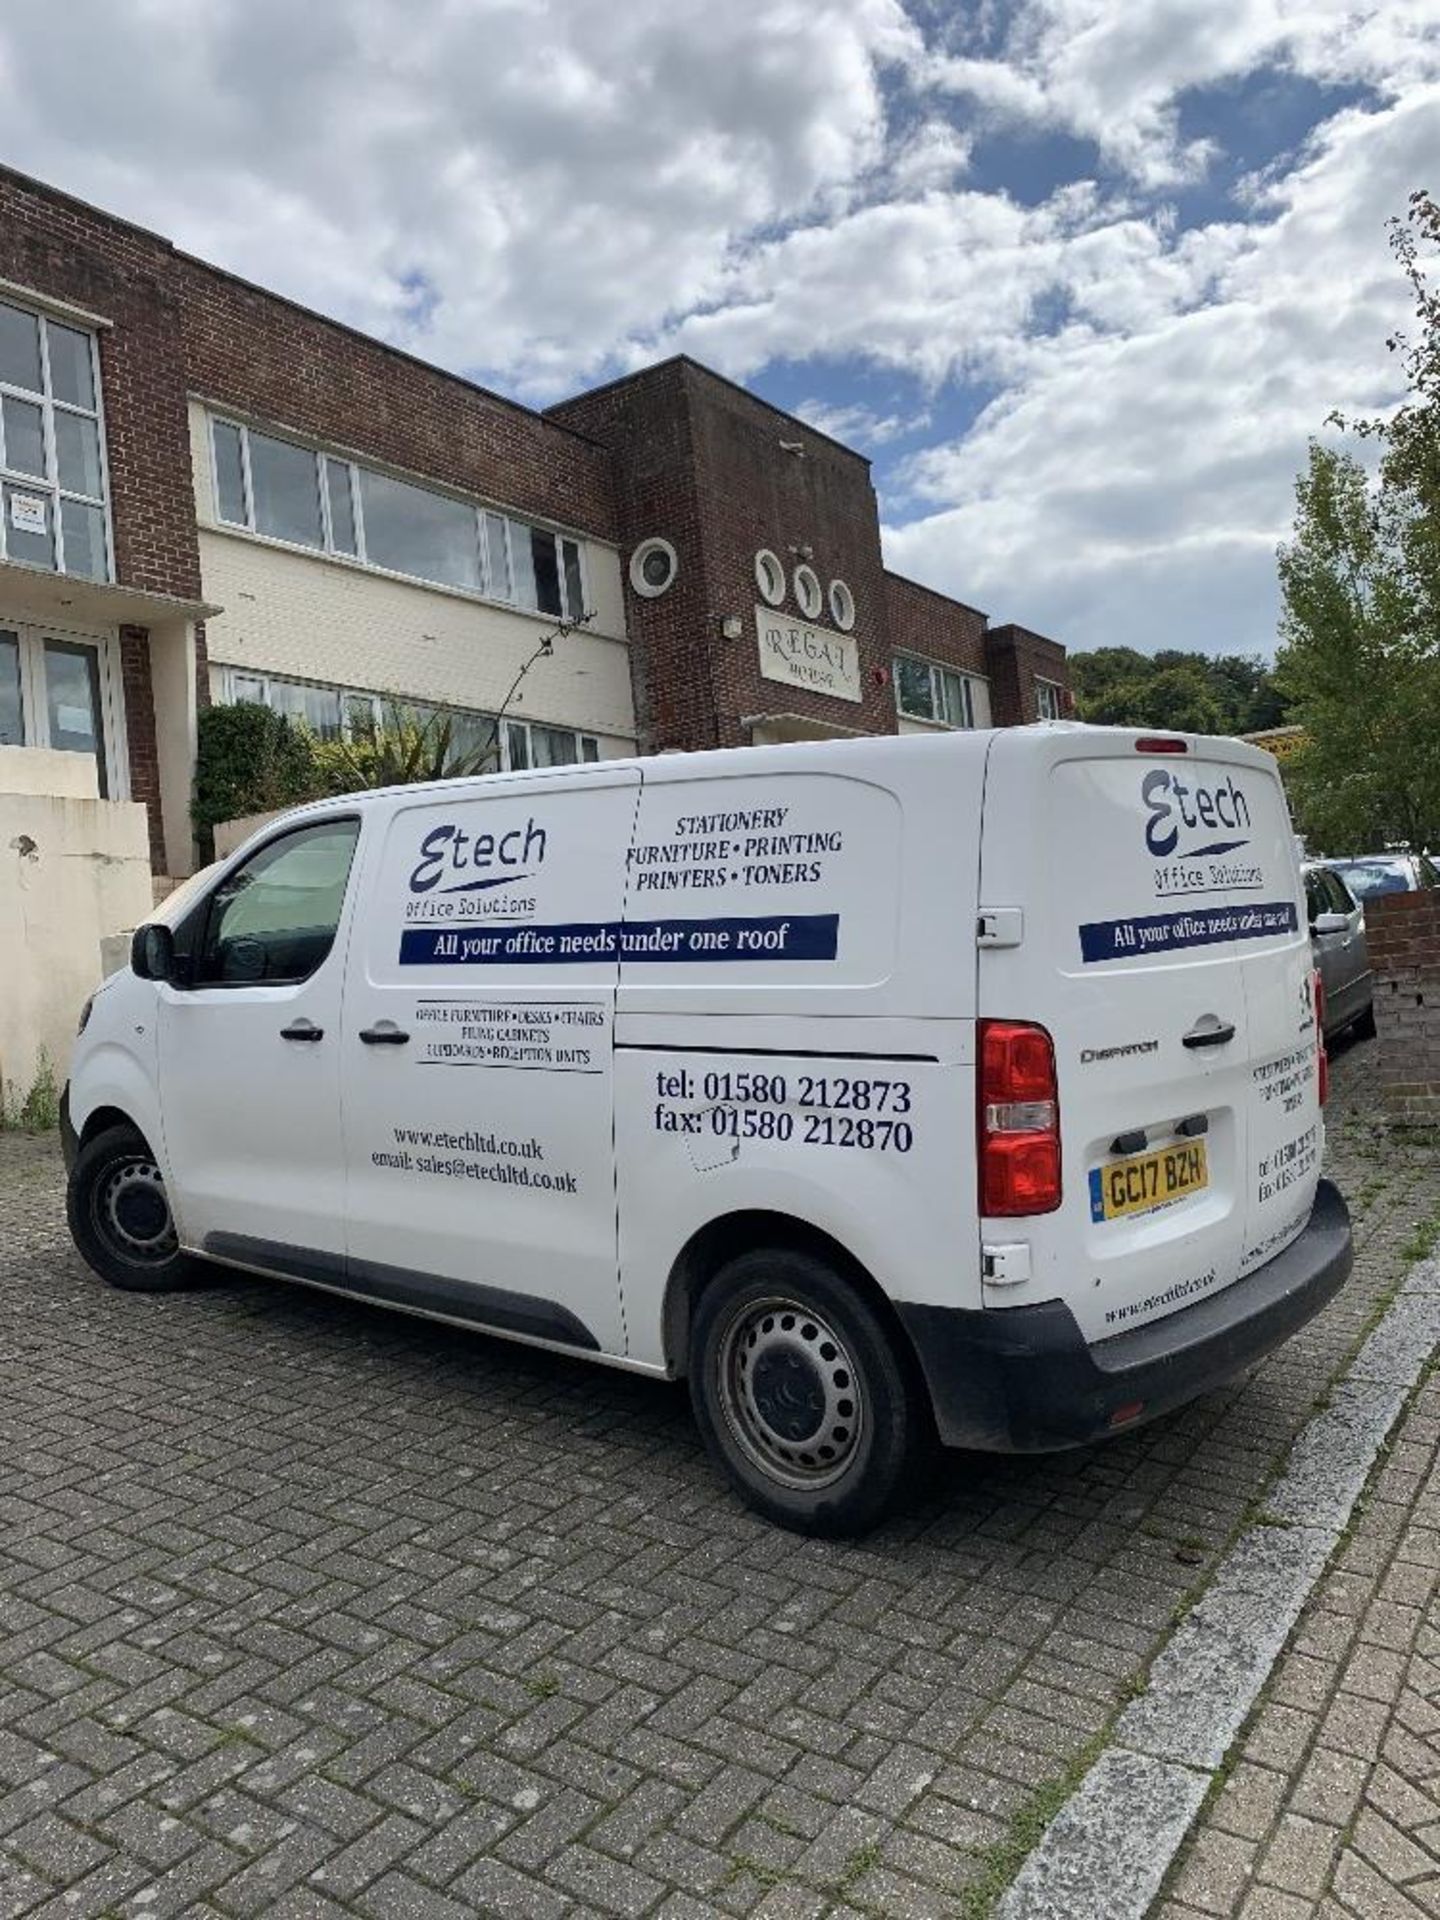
829, 579, 856, 632
755, 548, 786, 607
794, 564, 823, 621
630, 537, 679, 598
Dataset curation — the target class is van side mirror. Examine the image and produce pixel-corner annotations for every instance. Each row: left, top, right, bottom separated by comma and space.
1311, 911, 1349, 936
131, 923, 177, 982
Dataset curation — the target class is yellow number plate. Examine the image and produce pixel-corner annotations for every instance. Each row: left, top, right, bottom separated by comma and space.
1089, 1140, 1209, 1223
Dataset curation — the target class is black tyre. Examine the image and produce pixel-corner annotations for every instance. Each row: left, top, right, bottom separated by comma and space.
1352, 1003, 1377, 1042
688, 1247, 925, 1536
66, 1124, 195, 1293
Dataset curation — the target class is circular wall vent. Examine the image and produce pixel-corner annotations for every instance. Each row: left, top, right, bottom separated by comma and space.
630, 537, 679, 597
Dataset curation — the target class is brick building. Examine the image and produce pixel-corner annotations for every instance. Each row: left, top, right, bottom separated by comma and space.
0, 164, 1068, 879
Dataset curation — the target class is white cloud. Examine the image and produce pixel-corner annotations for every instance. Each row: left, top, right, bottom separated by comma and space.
0, 0, 920, 390
885, 85, 1439, 655
0, 0, 1435, 662
793, 398, 926, 446
925, 0, 1440, 188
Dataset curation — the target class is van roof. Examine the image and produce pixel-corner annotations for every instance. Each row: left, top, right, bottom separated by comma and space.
267, 722, 1280, 823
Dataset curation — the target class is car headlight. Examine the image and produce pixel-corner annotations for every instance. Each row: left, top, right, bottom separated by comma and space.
77, 995, 95, 1037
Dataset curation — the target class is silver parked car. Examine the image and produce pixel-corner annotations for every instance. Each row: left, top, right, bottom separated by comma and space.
1304, 864, 1374, 1041
1324, 851, 1440, 903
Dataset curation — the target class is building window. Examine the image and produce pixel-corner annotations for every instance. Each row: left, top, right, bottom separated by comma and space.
505, 719, 602, 770
793, 563, 823, 620
828, 579, 856, 632
222, 668, 601, 771
629, 537, 678, 598
1035, 678, 1065, 720
0, 297, 109, 581
209, 415, 587, 620
0, 622, 123, 794
755, 549, 786, 607
894, 653, 981, 729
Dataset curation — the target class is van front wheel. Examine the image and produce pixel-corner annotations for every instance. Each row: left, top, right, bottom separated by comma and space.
67, 1124, 195, 1293
689, 1249, 922, 1536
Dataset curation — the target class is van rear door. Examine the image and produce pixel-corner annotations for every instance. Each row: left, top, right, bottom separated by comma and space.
978, 729, 1315, 1342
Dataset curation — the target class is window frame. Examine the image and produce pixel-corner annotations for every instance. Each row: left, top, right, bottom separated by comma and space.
187, 814, 362, 991
892, 652, 981, 731
793, 563, 823, 621
1034, 677, 1065, 721
219, 665, 601, 772
208, 413, 589, 622
0, 618, 127, 796
754, 548, 786, 607
0, 295, 112, 581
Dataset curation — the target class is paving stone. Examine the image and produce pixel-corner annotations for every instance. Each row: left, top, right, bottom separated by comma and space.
1169, 1321, 1440, 1920
1209, 1761, 1288, 1843
1257, 1812, 1341, 1899
998, 1749, 1210, 1920
1171, 1825, 1259, 1914
1290, 1745, 1373, 1827
0, 1044, 1432, 1920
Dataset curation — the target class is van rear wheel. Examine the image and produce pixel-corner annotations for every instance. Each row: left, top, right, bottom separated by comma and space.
67, 1124, 196, 1293
689, 1248, 923, 1536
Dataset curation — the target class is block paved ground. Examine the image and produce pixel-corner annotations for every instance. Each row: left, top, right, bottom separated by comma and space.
0, 1038, 1436, 1920
1157, 1347, 1440, 1920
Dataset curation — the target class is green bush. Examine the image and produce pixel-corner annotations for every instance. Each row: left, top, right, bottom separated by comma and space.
311, 704, 500, 793
192, 701, 322, 835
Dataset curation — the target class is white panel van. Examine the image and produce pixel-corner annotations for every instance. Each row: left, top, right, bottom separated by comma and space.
62, 727, 1353, 1534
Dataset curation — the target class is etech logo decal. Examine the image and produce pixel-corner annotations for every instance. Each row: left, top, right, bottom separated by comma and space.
1143, 769, 1252, 860
409, 817, 547, 895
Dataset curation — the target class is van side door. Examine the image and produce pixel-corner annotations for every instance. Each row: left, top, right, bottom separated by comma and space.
340, 771, 639, 1357
156, 815, 362, 1268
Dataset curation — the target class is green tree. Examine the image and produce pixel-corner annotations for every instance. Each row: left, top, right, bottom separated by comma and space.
1276, 191, 1440, 853
1068, 645, 1284, 733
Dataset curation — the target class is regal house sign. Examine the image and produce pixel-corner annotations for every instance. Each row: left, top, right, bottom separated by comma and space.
755, 606, 862, 703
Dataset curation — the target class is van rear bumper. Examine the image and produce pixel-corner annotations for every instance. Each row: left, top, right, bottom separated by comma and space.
898, 1179, 1353, 1453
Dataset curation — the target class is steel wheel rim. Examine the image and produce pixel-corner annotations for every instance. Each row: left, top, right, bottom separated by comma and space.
96, 1158, 176, 1263
716, 1294, 864, 1490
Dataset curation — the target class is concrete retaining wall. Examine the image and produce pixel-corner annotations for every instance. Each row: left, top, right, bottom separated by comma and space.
0, 754, 153, 1111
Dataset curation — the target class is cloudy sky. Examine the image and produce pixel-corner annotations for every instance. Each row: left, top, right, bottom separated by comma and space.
1, 0, 1436, 656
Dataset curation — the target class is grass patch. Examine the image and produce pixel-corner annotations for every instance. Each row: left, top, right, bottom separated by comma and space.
956, 1733, 1109, 1920
1246, 1507, 1296, 1531
835, 1840, 883, 1897
721, 1853, 783, 1892
0, 1049, 60, 1133
522, 1671, 560, 1700
1401, 1209, 1440, 1265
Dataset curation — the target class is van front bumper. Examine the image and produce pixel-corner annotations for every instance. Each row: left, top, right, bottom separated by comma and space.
898, 1178, 1353, 1453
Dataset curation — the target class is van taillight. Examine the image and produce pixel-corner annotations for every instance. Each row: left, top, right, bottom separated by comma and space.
1314, 967, 1329, 1106
1134, 737, 1188, 754
979, 1020, 1061, 1216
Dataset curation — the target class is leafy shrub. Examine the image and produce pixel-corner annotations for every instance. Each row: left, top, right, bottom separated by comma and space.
2, 1049, 60, 1133
192, 701, 322, 835
311, 703, 500, 793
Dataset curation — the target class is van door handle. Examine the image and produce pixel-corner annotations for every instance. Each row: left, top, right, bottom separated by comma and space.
1182, 1020, 1236, 1049
280, 1019, 324, 1042
359, 1022, 410, 1046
